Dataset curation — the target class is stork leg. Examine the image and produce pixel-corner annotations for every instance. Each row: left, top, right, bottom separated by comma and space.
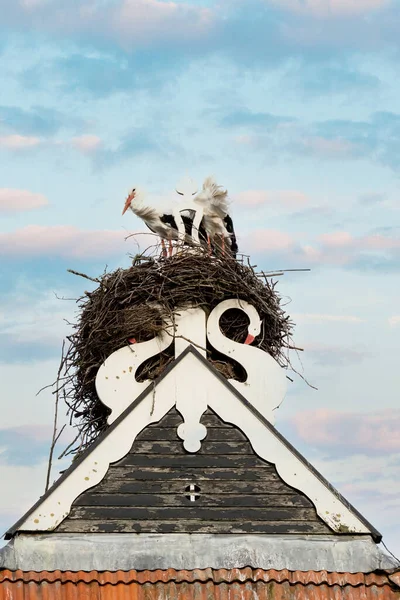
207, 234, 212, 256
161, 239, 167, 258
168, 239, 173, 257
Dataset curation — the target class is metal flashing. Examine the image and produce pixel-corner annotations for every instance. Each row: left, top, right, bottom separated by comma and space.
0, 534, 397, 573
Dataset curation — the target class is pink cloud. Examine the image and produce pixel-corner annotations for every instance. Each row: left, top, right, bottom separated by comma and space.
242, 226, 400, 269
288, 408, 400, 454
318, 231, 354, 247
112, 0, 213, 43
0, 135, 42, 149
235, 190, 310, 208
269, 0, 389, 17
388, 316, 400, 327
247, 229, 295, 252
302, 136, 356, 157
71, 134, 102, 153
0, 424, 53, 442
0, 225, 129, 258
0, 189, 49, 213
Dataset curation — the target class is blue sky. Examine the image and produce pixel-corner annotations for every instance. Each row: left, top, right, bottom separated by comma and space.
0, 0, 399, 558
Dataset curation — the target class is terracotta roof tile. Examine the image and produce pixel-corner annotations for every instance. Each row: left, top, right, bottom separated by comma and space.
1, 568, 400, 599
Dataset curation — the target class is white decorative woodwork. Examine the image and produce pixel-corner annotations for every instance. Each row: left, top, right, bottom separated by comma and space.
207, 299, 287, 424
95, 307, 207, 424
173, 176, 204, 248
95, 327, 173, 424
172, 306, 207, 359
15, 349, 371, 536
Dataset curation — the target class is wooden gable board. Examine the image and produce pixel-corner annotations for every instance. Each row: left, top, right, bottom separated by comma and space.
5, 346, 381, 540
56, 407, 332, 534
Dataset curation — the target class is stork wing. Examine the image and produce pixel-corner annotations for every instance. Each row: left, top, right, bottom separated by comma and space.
195, 176, 229, 218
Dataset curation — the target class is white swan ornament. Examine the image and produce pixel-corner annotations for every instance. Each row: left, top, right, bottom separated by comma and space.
95, 329, 173, 424
95, 307, 207, 425
206, 299, 287, 424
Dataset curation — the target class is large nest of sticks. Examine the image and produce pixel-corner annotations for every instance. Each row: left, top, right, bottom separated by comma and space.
61, 249, 296, 453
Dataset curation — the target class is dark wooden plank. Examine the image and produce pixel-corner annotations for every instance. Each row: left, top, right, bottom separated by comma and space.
57, 519, 331, 534
68, 506, 316, 521
137, 428, 246, 442
93, 478, 294, 495
74, 493, 313, 508
115, 454, 270, 468
130, 441, 254, 455
103, 467, 276, 480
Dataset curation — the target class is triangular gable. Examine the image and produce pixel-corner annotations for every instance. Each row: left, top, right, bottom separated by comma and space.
55, 406, 333, 535
5, 346, 381, 540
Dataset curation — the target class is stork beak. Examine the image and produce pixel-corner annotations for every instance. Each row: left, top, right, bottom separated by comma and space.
244, 334, 255, 345
122, 191, 135, 215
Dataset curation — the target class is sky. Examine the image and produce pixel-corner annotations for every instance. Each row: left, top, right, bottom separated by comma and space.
0, 0, 399, 561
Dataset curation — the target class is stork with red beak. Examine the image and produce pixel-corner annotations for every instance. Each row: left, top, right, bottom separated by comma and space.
122, 187, 178, 256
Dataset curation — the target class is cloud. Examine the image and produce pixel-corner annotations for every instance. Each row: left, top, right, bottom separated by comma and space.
0, 0, 214, 48
359, 192, 387, 206
285, 63, 381, 96
306, 343, 371, 367
0, 461, 48, 524
286, 408, 400, 456
388, 316, 400, 327
71, 134, 102, 153
267, 0, 390, 17
0, 134, 41, 149
246, 229, 295, 252
235, 190, 310, 208
221, 110, 296, 129
0, 425, 51, 465
293, 314, 365, 324
300, 136, 358, 158
0, 189, 48, 212
0, 104, 82, 136
0, 225, 128, 259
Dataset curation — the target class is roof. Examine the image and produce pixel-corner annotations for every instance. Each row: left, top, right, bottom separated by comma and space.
1, 567, 400, 599
4, 346, 381, 541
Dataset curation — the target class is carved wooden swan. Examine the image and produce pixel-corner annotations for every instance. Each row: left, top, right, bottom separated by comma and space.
95, 329, 173, 424
206, 299, 287, 423
95, 307, 207, 425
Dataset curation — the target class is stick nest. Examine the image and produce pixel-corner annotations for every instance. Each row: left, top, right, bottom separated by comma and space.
61, 249, 296, 454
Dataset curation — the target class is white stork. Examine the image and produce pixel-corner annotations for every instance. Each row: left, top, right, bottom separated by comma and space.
122, 187, 178, 256
194, 176, 238, 256
122, 186, 209, 256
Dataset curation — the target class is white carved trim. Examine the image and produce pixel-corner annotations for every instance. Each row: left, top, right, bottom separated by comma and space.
207, 299, 287, 425
95, 329, 173, 424
17, 351, 370, 535
95, 308, 207, 424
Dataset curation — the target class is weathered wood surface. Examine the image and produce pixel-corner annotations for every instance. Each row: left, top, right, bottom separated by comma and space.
57, 519, 330, 534
130, 441, 251, 454
99, 466, 277, 480
93, 478, 294, 495
57, 408, 332, 535
74, 493, 312, 508
69, 506, 317, 521
116, 454, 277, 468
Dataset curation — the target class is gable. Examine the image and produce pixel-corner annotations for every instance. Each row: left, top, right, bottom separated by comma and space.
56, 407, 332, 535
5, 347, 380, 540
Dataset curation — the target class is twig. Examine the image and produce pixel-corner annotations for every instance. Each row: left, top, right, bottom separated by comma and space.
45, 340, 65, 492
67, 269, 101, 283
